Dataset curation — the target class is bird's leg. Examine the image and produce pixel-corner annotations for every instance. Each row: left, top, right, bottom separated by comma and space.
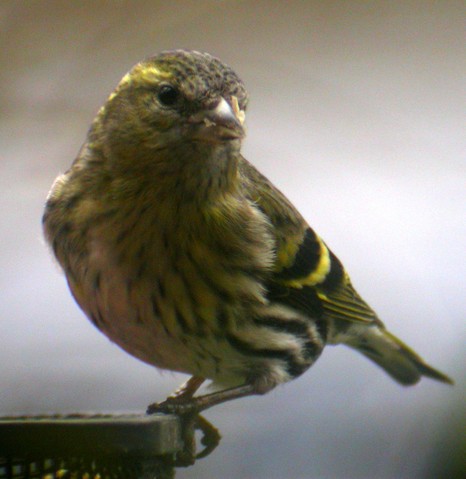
190, 383, 262, 412
170, 376, 206, 400
147, 376, 205, 414
150, 382, 266, 415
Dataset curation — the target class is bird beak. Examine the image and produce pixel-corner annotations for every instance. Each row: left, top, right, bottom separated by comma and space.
189, 96, 245, 142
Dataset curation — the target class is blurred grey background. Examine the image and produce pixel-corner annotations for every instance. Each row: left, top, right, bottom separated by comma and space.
0, 1, 464, 478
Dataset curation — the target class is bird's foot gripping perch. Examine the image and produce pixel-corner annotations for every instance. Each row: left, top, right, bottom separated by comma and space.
168, 412, 221, 466
146, 376, 235, 465
146, 376, 272, 464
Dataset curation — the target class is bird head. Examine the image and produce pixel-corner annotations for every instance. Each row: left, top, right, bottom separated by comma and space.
94, 50, 248, 158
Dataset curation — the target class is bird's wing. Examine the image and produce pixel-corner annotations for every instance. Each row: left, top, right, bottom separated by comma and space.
238, 157, 381, 326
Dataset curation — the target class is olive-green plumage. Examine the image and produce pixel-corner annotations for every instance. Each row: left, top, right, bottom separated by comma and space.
43, 50, 452, 413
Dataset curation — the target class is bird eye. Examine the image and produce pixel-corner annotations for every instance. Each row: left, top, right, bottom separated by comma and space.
157, 85, 180, 106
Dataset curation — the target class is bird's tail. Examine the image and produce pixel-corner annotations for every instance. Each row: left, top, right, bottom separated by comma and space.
348, 326, 453, 386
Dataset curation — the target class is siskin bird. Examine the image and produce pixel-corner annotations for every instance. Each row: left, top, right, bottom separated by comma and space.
42, 50, 452, 413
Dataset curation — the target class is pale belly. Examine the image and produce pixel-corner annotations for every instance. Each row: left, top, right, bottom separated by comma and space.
62, 210, 305, 390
